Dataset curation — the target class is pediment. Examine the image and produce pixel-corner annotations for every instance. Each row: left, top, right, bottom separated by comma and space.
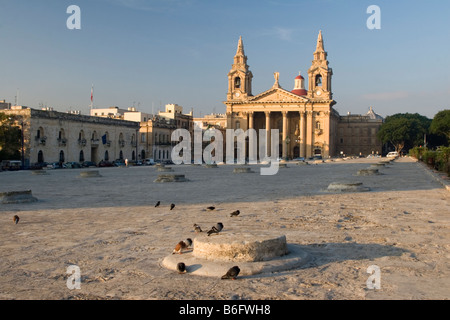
248, 87, 309, 103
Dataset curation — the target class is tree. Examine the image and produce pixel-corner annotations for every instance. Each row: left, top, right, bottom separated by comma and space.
0, 113, 21, 161
430, 109, 450, 144
377, 113, 431, 154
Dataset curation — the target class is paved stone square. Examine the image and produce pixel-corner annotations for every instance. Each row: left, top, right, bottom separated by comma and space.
0, 157, 448, 299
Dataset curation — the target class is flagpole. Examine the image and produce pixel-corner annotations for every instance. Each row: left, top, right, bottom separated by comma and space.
90, 84, 94, 113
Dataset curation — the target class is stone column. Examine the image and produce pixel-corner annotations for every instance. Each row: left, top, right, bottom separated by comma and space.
248, 111, 254, 130
282, 111, 288, 160
265, 111, 271, 157
306, 111, 313, 158
300, 111, 306, 158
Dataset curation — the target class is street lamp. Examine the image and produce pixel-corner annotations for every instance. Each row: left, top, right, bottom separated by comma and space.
284, 136, 290, 160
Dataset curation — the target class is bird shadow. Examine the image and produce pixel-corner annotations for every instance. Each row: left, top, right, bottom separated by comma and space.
186, 264, 203, 273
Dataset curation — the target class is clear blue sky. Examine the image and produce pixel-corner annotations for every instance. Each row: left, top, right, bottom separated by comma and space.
1, 0, 449, 119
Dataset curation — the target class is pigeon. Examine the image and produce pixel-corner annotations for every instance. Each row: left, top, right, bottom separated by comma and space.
193, 224, 203, 233
207, 222, 223, 236
155, 201, 160, 207
206, 206, 215, 211
170, 203, 175, 210
221, 266, 240, 280
177, 262, 187, 274
230, 210, 240, 217
172, 238, 192, 254
13, 215, 20, 224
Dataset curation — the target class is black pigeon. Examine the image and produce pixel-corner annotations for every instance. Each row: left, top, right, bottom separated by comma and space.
193, 224, 202, 233
221, 266, 240, 280
230, 210, 240, 217
206, 206, 215, 211
155, 201, 160, 207
170, 203, 175, 210
13, 215, 20, 224
207, 222, 223, 236
177, 262, 187, 274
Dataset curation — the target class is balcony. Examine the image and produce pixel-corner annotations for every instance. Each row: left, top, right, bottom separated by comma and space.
91, 139, 100, 146
35, 136, 47, 145
78, 138, 87, 147
57, 138, 67, 147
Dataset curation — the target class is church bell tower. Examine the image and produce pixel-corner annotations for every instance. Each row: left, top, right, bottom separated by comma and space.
227, 36, 253, 101
308, 30, 333, 100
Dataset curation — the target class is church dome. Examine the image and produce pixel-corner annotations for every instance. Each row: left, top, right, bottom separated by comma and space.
291, 88, 308, 96
291, 72, 307, 96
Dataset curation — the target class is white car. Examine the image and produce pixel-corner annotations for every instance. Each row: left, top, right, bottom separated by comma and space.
386, 151, 399, 158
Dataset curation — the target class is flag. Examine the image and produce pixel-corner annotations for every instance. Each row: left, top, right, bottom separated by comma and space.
102, 134, 107, 144
90, 85, 94, 103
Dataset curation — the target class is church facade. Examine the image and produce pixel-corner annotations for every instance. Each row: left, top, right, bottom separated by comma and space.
224, 31, 382, 159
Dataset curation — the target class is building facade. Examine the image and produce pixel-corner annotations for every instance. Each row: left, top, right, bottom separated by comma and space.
224, 32, 382, 159
337, 107, 383, 157
2, 107, 139, 167
138, 115, 176, 162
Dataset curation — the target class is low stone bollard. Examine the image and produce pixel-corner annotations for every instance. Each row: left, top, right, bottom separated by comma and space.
233, 167, 254, 173
154, 174, 188, 183
157, 166, 174, 172
326, 181, 370, 192
31, 170, 49, 175
0, 190, 38, 204
357, 168, 381, 176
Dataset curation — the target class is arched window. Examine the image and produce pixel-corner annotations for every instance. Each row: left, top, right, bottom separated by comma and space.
104, 150, 109, 161
315, 121, 321, 130
79, 150, 85, 162
234, 77, 241, 89
235, 121, 240, 129
141, 150, 145, 160
119, 150, 123, 160
132, 150, 135, 161
38, 150, 44, 163
315, 74, 322, 87
59, 150, 65, 163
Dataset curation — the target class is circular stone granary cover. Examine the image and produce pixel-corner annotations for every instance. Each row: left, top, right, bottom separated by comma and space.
161, 232, 309, 277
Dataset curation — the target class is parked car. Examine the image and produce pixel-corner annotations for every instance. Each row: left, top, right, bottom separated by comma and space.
386, 151, 399, 159
98, 160, 114, 167
64, 162, 82, 168
1, 160, 22, 171
47, 162, 62, 169
144, 158, 155, 165
293, 157, 305, 162
81, 161, 97, 167
31, 162, 48, 170
113, 159, 126, 167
